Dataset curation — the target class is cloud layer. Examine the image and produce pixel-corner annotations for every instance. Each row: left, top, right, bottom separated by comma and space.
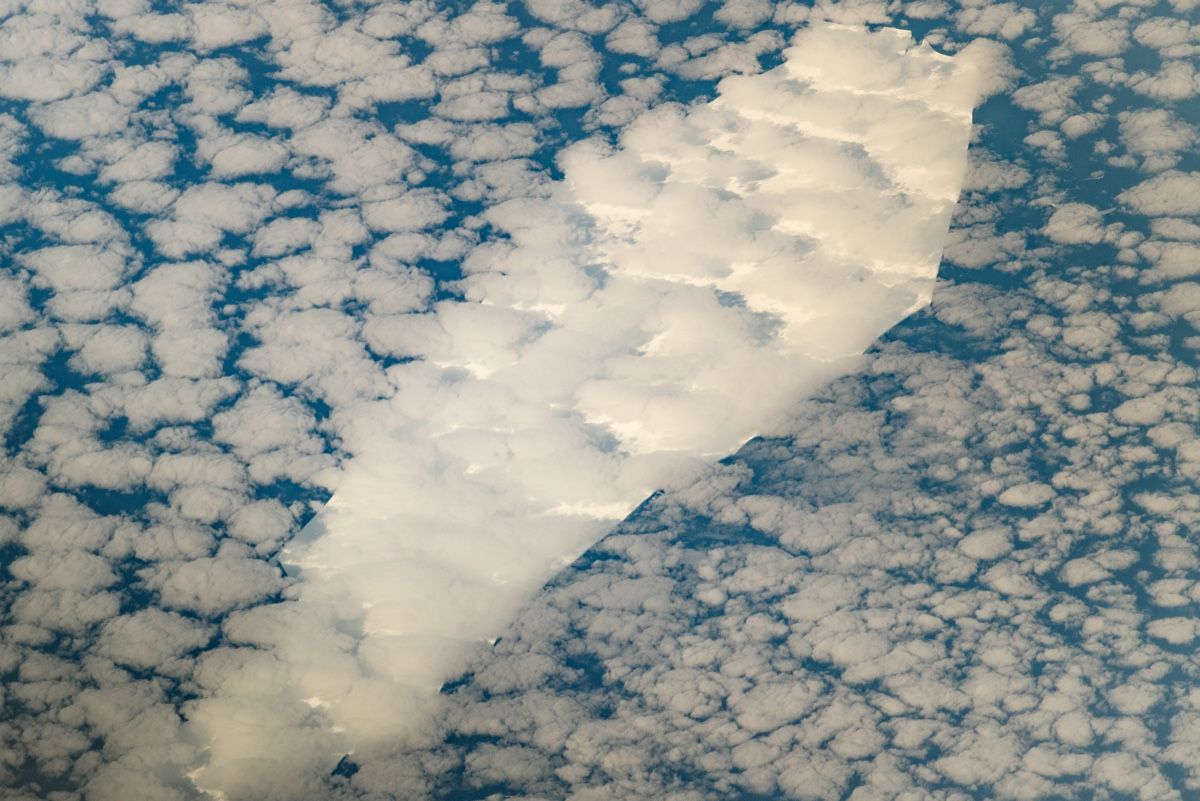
5, 0, 1199, 800
194, 23, 999, 795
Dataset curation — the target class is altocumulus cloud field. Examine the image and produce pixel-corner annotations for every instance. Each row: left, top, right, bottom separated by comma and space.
1, 1, 1200, 801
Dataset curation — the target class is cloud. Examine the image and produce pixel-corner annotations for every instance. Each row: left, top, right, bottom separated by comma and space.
186, 3, 270, 51
28, 92, 129, 139
1118, 108, 1197, 171
211, 383, 336, 486
131, 261, 229, 378
1043, 203, 1109, 245
336, 7, 1200, 797
20, 245, 128, 296
97, 608, 214, 671
8, 1, 1195, 799
1052, 9, 1129, 57
60, 323, 148, 375
0, 58, 105, 102
1128, 60, 1200, 102
155, 23, 1001, 798
145, 550, 286, 617
955, 2, 1036, 40
1120, 171, 1200, 216
235, 87, 330, 131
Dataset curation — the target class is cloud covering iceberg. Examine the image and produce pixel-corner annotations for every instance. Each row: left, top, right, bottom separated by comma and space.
183, 22, 1007, 798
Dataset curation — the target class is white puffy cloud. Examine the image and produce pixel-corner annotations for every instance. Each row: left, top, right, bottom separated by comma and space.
1012, 76, 1082, 125
1118, 108, 1196, 171
1121, 171, 1200, 217
144, 181, 279, 258
206, 134, 290, 178
1138, 241, 1200, 283
9, 548, 116, 593
235, 87, 330, 130
956, 2, 1036, 40
225, 500, 295, 552
10, 588, 121, 634
109, 180, 181, 213
1052, 10, 1129, 57
606, 18, 660, 56
1133, 16, 1200, 57
60, 324, 149, 375
0, 58, 106, 102
20, 245, 127, 295
211, 383, 335, 485
98, 141, 178, 183
145, 551, 286, 617
361, 189, 450, 233
97, 608, 214, 670
117, 376, 240, 431
19, 244, 130, 322
1042, 202, 1117, 246
0, 275, 35, 332
289, 118, 419, 194
28, 92, 128, 139
185, 3, 270, 51
252, 217, 321, 258
1128, 60, 1200, 101
237, 306, 391, 407
131, 261, 228, 378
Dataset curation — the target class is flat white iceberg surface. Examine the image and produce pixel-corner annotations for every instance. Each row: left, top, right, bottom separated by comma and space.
188, 22, 1002, 797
